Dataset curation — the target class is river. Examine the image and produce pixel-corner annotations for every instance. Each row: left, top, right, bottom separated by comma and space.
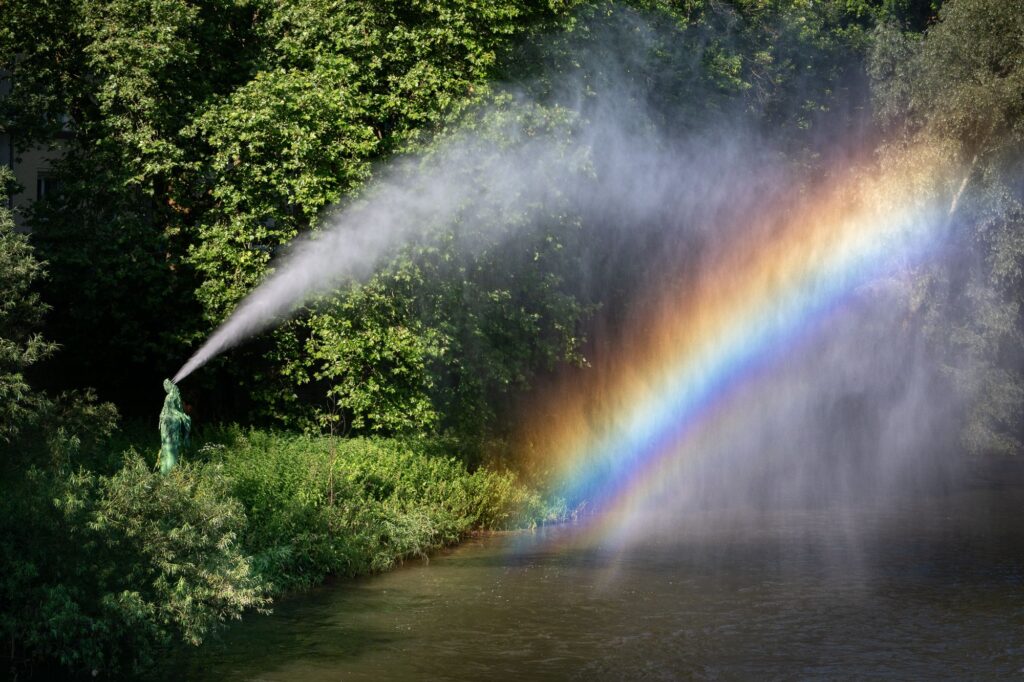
154, 482, 1024, 680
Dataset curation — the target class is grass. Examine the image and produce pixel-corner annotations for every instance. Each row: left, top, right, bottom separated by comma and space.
186, 426, 568, 592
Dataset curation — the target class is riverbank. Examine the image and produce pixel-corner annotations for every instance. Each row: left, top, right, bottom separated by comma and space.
193, 427, 569, 593
0, 426, 567, 679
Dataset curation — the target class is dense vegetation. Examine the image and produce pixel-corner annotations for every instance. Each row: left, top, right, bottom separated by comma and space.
2, 0, 1023, 677
201, 429, 563, 589
870, 0, 1024, 455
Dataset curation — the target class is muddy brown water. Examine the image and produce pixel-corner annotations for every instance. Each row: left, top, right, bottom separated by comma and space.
151, 485, 1024, 680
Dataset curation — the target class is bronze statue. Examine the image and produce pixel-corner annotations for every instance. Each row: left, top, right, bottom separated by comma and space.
158, 379, 191, 473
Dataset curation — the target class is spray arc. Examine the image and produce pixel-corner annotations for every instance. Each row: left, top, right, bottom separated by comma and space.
516, 143, 968, 550
170, 93, 968, 539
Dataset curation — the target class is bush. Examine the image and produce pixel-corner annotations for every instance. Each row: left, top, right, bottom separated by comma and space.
1, 424, 562, 677
197, 428, 564, 592
0, 453, 269, 677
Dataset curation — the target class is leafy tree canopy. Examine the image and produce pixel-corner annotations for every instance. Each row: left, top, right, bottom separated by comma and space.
0, 0, 953, 441
871, 0, 1024, 454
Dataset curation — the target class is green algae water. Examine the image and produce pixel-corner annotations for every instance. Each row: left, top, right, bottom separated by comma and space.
153, 483, 1024, 680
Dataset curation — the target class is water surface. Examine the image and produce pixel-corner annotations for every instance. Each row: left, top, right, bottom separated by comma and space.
156, 485, 1024, 680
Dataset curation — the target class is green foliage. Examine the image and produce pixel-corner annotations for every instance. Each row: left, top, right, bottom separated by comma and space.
196, 428, 563, 591
257, 0, 583, 152
0, 167, 56, 441
872, 0, 1024, 152
510, 0, 885, 158
2, 0, 586, 413
264, 217, 592, 437
186, 65, 379, 322
303, 277, 447, 433
27, 150, 198, 400
219, 95, 594, 436
0, 0, 86, 147
89, 456, 269, 644
3, 0, 889, 430
0, 455, 269, 676
2, 0, 262, 406
0, 166, 121, 470
181, 0, 595, 432
0, 207, 259, 676
870, 0, 1024, 455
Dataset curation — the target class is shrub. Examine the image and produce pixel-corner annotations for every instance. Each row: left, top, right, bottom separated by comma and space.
0, 453, 269, 677
197, 428, 563, 592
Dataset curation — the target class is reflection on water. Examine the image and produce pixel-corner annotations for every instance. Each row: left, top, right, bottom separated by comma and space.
152, 486, 1024, 680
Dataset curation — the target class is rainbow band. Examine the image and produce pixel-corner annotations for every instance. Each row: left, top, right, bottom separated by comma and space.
524, 147, 954, 547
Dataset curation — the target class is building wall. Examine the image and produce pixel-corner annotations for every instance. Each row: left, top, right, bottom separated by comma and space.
2, 67, 68, 233
1, 132, 65, 233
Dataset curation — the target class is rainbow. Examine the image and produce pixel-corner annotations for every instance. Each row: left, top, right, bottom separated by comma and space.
520, 142, 961, 548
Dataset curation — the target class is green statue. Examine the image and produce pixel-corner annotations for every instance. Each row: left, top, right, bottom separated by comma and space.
158, 379, 191, 473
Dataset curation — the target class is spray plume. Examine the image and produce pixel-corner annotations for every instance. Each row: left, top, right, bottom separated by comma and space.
173, 8, 792, 384
512, 138, 972, 553
173, 12, 978, 550
172, 103, 768, 385
173, 133, 570, 383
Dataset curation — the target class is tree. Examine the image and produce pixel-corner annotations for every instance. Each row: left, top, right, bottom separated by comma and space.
870, 0, 1024, 455
3, 0, 919, 437
0, 455, 269, 676
2, 0, 586, 421
0, 167, 56, 441
1, 0, 263, 410
182, 0, 589, 426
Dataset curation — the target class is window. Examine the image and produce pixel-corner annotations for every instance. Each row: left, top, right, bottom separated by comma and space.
37, 171, 62, 199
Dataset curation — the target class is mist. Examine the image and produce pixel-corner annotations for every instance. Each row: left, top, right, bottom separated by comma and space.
175, 5, 972, 528
174, 8, 789, 384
